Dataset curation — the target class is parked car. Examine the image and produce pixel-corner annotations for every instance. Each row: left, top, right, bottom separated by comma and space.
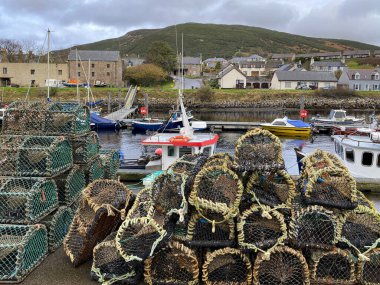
296, 85, 311, 90
321, 86, 336, 90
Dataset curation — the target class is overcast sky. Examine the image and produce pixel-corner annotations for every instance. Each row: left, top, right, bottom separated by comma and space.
0, 0, 379, 51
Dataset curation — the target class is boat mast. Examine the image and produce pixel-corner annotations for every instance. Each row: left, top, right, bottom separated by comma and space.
76, 48, 79, 101
87, 58, 91, 108
47, 29, 50, 99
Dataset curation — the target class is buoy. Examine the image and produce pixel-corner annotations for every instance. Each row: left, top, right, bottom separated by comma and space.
155, 148, 163, 155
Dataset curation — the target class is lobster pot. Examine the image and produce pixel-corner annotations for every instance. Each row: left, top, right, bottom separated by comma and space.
1, 101, 46, 135
234, 128, 284, 172
301, 149, 347, 178
0, 178, 58, 224
44, 102, 90, 135
144, 241, 199, 285
290, 205, 341, 249
168, 154, 208, 197
64, 180, 132, 266
301, 167, 358, 210
41, 206, 74, 253
91, 232, 143, 285
150, 172, 187, 218
202, 247, 252, 285
237, 205, 287, 253
253, 246, 310, 285
357, 191, 377, 210
126, 188, 154, 220
116, 217, 168, 263
70, 131, 99, 164
190, 166, 244, 221
246, 170, 295, 208
203, 152, 234, 169
0, 135, 73, 177
81, 155, 105, 184
357, 249, 380, 285
307, 248, 356, 285
0, 224, 48, 283
99, 149, 120, 180
54, 165, 86, 205
186, 210, 235, 248
340, 205, 380, 254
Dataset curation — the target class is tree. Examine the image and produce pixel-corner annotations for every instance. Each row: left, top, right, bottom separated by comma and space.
146, 41, 177, 73
215, 61, 222, 71
124, 64, 167, 86
335, 69, 342, 79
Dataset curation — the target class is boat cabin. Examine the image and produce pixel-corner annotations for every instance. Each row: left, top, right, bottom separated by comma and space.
332, 134, 380, 178
142, 133, 219, 170
328, 109, 347, 121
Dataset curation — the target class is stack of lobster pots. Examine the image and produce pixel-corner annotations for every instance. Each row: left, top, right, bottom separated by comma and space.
63, 127, 380, 285
0, 101, 118, 283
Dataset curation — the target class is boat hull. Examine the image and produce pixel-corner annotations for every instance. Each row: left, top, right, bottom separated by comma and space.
261, 125, 311, 137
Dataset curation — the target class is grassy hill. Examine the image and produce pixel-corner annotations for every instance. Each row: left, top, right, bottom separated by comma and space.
63, 23, 380, 59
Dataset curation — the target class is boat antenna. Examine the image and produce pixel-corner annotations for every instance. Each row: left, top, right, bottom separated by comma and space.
47, 28, 51, 99
76, 48, 79, 101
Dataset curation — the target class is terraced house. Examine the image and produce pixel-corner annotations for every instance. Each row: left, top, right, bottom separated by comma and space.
338, 69, 380, 91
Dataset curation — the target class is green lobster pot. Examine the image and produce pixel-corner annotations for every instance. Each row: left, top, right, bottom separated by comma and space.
0, 224, 48, 283
81, 155, 105, 184
70, 132, 100, 164
1, 101, 47, 135
54, 165, 86, 206
45, 102, 90, 135
99, 149, 120, 180
41, 206, 74, 253
0, 178, 58, 224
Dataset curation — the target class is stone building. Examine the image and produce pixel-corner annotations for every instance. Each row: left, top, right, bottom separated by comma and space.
67, 50, 123, 86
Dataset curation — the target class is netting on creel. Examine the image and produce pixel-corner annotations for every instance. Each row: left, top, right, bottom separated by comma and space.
0, 177, 58, 224
99, 149, 120, 180
356, 191, 377, 211
144, 240, 199, 285
289, 205, 341, 250
54, 165, 86, 206
150, 172, 187, 219
190, 166, 244, 221
116, 217, 168, 263
237, 205, 287, 253
186, 210, 235, 248
253, 245, 310, 285
80, 155, 105, 184
307, 248, 356, 285
301, 167, 358, 210
44, 102, 90, 135
126, 187, 154, 220
41, 206, 74, 253
64, 180, 132, 266
91, 232, 143, 285
301, 149, 347, 175
69, 131, 99, 164
234, 128, 284, 172
357, 248, 380, 285
0, 135, 73, 177
340, 205, 380, 255
1, 101, 46, 135
203, 152, 234, 169
202, 247, 252, 285
246, 169, 296, 208
0, 224, 48, 283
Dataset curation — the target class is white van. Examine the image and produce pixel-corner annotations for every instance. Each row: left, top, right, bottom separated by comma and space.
44, 79, 64, 88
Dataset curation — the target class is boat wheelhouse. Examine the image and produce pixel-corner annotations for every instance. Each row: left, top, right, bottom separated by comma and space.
332, 133, 380, 179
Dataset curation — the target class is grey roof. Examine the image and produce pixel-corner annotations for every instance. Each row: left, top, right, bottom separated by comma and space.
311, 61, 346, 67
343, 50, 370, 56
248, 54, 265, 60
297, 52, 341, 58
271, 53, 294, 59
275, 71, 338, 82
276, 64, 293, 71
218, 64, 245, 78
239, 61, 266, 68
68, 50, 120, 61
346, 69, 380, 81
374, 50, 380, 55
204, 57, 227, 62
183, 56, 201, 65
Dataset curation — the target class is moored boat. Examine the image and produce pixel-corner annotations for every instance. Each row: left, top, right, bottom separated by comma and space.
260, 116, 311, 137
311, 109, 365, 133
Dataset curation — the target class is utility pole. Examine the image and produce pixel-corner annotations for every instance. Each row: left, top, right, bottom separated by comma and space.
47, 29, 50, 99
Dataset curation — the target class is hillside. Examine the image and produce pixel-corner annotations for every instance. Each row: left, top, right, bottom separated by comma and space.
66, 23, 380, 58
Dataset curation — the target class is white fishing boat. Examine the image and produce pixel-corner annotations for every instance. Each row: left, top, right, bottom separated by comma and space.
311, 109, 365, 132
332, 132, 380, 179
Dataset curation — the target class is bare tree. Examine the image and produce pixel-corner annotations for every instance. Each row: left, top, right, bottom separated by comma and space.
0, 39, 22, 62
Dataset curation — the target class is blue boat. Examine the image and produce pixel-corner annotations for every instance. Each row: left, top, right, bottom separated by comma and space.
90, 112, 122, 131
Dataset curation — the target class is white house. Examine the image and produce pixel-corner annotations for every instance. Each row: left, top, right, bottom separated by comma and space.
218, 64, 246, 88
271, 71, 338, 90
338, 69, 380, 91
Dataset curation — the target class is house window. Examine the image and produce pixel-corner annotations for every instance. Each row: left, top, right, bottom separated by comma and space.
377, 154, 380, 167
355, 73, 360, 79
2, 67, 7, 74
375, 74, 379, 80
107, 64, 110, 68
91, 63, 95, 68
77, 72, 81, 77
285, 82, 291, 88
77, 63, 80, 67
58, 70, 62, 75
328, 66, 332, 71
345, 148, 355, 163
106, 72, 110, 76
92, 72, 95, 77
362, 152, 373, 166
30, 69, 35, 75
374, 84, 379, 90
179, 147, 192, 157
354, 84, 360, 90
